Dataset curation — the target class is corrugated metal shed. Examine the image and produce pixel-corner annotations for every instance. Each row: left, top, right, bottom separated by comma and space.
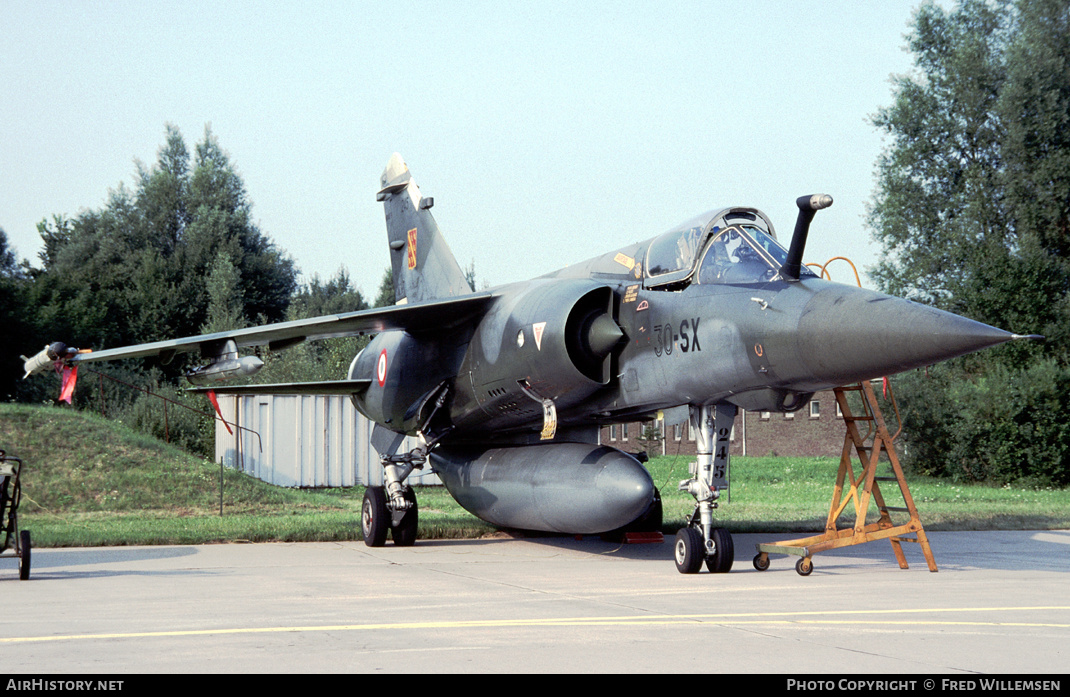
214, 394, 441, 487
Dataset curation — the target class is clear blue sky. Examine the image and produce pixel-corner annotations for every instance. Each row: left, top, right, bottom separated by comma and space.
1, 1, 924, 298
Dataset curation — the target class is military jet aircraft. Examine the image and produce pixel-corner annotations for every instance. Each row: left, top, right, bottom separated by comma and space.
22, 153, 1037, 573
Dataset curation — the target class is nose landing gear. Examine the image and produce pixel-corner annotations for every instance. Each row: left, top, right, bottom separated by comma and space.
675, 404, 736, 574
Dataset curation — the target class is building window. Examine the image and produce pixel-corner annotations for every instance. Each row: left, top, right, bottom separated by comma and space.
673, 423, 682, 441
785, 410, 795, 420
836, 402, 843, 418
609, 425, 617, 441
810, 401, 820, 418
622, 423, 629, 441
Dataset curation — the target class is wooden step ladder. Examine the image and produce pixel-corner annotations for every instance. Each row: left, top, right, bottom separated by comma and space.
753, 380, 938, 575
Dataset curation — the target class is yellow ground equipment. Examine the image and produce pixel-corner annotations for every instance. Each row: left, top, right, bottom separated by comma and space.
753, 379, 937, 576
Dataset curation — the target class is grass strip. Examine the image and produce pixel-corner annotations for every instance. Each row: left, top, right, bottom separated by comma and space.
2, 404, 1067, 547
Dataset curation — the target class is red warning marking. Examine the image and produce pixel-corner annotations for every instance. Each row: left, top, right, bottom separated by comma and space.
377, 349, 388, 386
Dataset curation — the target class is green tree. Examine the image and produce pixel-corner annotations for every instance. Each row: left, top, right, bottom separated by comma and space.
0, 227, 35, 400
186, 126, 296, 326
29, 124, 297, 360
869, 0, 1009, 314
1000, 0, 1070, 260
870, 0, 1070, 486
201, 250, 246, 334
373, 266, 395, 307
22, 125, 298, 447
0, 226, 21, 278
259, 267, 370, 383
136, 124, 189, 256
287, 267, 367, 318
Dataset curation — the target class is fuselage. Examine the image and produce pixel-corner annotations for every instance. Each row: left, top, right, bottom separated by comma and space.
349, 206, 1013, 443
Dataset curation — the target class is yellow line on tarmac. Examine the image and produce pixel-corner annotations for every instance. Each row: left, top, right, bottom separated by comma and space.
3, 606, 1068, 644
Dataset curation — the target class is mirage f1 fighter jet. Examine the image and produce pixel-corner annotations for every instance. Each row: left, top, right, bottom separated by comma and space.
23, 154, 1036, 573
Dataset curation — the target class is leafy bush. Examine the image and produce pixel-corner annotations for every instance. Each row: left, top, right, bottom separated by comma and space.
119, 384, 216, 459
897, 359, 1070, 487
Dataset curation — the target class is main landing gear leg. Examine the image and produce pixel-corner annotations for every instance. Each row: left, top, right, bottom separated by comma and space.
362, 448, 423, 548
675, 403, 736, 574
362, 387, 451, 548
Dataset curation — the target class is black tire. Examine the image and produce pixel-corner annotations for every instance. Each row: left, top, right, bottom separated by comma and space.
18, 529, 30, 580
391, 488, 418, 547
674, 527, 704, 574
704, 527, 734, 573
796, 557, 813, 576
361, 487, 389, 548
753, 553, 770, 571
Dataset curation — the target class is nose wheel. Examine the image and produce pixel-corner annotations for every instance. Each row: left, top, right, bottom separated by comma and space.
674, 527, 704, 573
674, 525, 734, 574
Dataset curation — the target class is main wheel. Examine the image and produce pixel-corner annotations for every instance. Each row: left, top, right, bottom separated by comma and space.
704, 527, 734, 573
391, 488, 418, 547
674, 527, 704, 574
18, 529, 30, 580
361, 486, 389, 547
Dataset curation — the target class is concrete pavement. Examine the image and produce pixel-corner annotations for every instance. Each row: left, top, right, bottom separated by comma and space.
1, 530, 1068, 674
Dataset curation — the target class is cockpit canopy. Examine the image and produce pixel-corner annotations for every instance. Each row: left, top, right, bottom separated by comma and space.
644, 207, 815, 289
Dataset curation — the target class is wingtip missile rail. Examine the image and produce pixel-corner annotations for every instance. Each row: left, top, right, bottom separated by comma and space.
20, 342, 81, 379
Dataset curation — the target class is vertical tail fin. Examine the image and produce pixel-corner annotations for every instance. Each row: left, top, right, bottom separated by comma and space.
377, 154, 472, 304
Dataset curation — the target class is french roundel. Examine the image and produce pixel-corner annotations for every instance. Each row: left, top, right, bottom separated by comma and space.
377, 349, 388, 386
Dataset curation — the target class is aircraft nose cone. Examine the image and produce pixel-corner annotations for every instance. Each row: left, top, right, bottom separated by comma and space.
796, 285, 1014, 386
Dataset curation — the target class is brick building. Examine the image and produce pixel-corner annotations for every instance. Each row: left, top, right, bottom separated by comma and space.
600, 390, 847, 458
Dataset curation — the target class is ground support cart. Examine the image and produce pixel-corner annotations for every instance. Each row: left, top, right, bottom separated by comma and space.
0, 450, 31, 580
753, 381, 937, 576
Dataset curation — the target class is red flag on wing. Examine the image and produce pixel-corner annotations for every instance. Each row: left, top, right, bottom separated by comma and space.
58, 365, 78, 404
206, 390, 233, 435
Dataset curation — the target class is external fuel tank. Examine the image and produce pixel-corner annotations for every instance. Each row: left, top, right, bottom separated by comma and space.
431, 442, 656, 534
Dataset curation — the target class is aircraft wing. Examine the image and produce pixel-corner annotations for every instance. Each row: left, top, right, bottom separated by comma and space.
27, 292, 497, 373
187, 380, 373, 396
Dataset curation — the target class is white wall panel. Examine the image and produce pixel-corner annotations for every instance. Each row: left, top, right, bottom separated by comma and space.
214, 394, 441, 488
